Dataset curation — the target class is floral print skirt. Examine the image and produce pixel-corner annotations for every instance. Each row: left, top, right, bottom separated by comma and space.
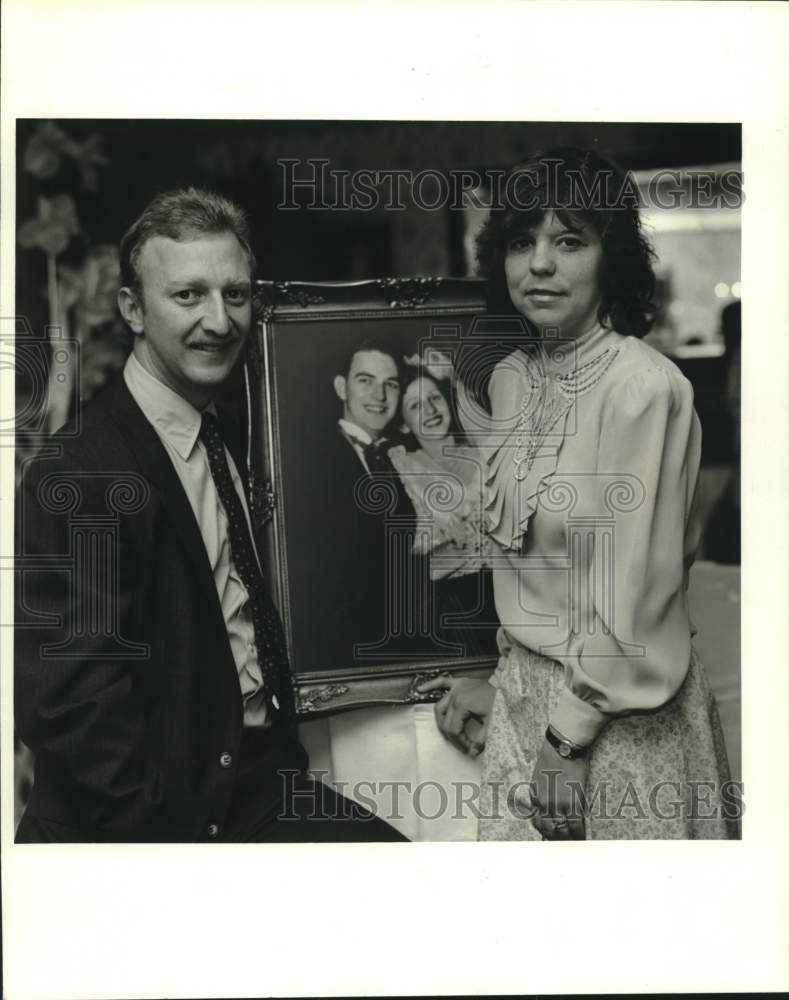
478, 630, 740, 840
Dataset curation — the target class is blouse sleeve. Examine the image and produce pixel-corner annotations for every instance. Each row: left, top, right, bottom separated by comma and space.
549, 365, 703, 746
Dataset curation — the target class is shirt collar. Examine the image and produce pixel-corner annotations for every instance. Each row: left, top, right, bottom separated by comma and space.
124, 353, 209, 460
338, 418, 378, 448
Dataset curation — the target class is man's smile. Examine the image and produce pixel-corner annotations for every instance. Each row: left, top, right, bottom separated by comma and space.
190, 341, 239, 353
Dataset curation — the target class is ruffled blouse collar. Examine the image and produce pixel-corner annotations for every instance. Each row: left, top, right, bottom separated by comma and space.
484, 323, 622, 552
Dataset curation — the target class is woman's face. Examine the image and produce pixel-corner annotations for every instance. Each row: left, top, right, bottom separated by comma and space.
401, 376, 452, 445
504, 211, 604, 341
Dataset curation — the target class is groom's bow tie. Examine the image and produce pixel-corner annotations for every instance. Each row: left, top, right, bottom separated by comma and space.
363, 438, 394, 475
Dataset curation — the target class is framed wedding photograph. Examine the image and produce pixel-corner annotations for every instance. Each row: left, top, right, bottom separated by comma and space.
247, 277, 501, 714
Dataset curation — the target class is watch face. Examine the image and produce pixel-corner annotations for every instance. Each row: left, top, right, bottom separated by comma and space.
558, 742, 572, 758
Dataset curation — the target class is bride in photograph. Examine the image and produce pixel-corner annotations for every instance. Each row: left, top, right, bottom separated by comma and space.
388, 358, 498, 657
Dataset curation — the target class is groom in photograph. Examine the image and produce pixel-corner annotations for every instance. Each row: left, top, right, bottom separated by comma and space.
300, 340, 422, 670
14, 187, 405, 843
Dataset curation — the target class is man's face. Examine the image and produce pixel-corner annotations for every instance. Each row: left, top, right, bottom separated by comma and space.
334, 350, 400, 440
119, 232, 252, 408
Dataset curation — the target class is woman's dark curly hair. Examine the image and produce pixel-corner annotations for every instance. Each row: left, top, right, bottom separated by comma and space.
476, 147, 657, 339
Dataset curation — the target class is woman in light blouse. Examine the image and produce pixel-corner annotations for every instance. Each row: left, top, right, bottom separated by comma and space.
422, 148, 737, 840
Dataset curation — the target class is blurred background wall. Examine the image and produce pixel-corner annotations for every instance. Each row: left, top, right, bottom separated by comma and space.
16, 119, 741, 283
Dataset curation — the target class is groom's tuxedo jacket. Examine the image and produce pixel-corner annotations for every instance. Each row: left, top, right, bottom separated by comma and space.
285, 425, 422, 674
15, 374, 302, 842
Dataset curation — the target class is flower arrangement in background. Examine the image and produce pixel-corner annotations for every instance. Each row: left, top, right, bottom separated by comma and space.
22, 120, 108, 189
17, 122, 128, 436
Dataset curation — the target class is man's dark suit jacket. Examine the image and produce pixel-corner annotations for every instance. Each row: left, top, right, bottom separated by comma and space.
286, 427, 420, 673
15, 375, 302, 842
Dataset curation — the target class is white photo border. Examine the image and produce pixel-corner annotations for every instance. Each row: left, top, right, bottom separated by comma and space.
2, 2, 788, 997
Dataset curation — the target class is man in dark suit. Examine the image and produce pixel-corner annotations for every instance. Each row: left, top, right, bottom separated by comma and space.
295, 342, 424, 672
14, 187, 405, 843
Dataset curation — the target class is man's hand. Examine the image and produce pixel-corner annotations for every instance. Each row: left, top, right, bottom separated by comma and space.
418, 675, 495, 757
528, 738, 588, 840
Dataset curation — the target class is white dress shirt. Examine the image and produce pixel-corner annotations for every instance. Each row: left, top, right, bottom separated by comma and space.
124, 354, 268, 727
338, 418, 375, 472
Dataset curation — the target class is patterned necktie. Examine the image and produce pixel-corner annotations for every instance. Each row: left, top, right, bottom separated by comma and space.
199, 411, 294, 723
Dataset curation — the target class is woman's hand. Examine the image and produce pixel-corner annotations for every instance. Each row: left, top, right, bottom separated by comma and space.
529, 738, 588, 840
418, 675, 495, 757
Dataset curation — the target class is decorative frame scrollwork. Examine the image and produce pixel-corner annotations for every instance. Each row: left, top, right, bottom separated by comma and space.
375, 276, 443, 309
248, 472, 277, 527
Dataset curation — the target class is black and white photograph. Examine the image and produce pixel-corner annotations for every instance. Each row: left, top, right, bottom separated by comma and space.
11, 119, 744, 844
3, 3, 788, 999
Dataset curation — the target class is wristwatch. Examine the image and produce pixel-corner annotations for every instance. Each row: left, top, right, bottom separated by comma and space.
545, 724, 589, 760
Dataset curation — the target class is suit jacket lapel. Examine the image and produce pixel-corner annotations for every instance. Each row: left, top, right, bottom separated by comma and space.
104, 376, 224, 614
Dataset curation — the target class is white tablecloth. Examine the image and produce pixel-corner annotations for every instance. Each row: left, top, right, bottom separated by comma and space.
299, 704, 483, 841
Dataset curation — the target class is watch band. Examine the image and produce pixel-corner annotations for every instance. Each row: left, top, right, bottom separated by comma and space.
545, 724, 590, 760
